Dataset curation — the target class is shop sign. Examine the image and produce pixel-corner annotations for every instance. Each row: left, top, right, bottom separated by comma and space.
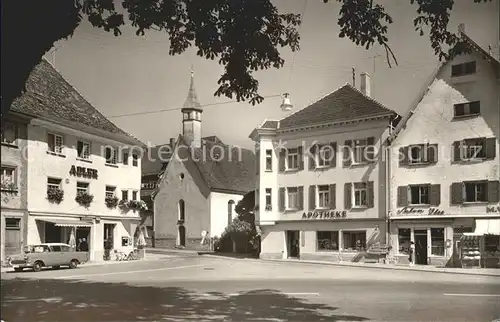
69, 165, 98, 179
396, 207, 446, 216
301, 210, 347, 219
486, 205, 500, 213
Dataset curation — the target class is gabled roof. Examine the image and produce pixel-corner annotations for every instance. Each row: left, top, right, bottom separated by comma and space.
11, 59, 142, 145
388, 29, 500, 144
278, 83, 395, 130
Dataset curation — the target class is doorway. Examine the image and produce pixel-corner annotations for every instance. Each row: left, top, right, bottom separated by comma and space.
286, 230, 300, 259
414, 230, 428, 265
178, 225, 186, 247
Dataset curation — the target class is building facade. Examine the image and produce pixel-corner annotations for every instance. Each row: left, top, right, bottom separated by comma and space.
250, 74, 397, 262
388, 28, 500, 267
7, 59, 144, 261
1, 114, 29, 265
152, 72, 255, 249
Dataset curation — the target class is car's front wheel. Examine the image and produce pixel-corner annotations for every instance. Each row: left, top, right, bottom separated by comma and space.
33, 261, 43, 272
69, 260, 78, 269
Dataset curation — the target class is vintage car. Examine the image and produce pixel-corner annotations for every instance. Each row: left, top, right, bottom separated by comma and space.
8, 243, 88, 272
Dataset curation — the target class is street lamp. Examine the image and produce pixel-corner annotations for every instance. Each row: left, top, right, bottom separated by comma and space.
280, 93, 293, 112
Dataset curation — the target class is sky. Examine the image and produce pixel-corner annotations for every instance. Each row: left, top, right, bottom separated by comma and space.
46, 0, 499, 149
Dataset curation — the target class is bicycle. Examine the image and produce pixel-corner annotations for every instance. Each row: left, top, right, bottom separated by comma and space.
126, 249, 139, 261
114, 249, 127, 261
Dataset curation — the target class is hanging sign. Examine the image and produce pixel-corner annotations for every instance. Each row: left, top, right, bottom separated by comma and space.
396, 207, 446, 216
69, 165, 98, 179
302, 210, 347, 219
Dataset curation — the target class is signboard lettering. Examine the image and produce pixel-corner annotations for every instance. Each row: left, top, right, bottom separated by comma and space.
486, 206, 500, 213
301, 210, 347, 220
396, 207, 446, 216
69, 165, 98, 179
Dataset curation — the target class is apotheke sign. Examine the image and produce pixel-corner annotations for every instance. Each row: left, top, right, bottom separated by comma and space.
302, 210, 347, 220
69, 165, 98, 179
396, 207, 446, 216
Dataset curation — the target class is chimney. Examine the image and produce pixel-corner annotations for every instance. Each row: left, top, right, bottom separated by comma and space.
360, 72, 371, 97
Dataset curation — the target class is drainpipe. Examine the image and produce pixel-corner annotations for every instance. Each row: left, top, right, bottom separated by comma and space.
386, 127, 392, 248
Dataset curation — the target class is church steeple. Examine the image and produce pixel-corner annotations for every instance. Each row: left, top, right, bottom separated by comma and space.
181, 67, 203, 148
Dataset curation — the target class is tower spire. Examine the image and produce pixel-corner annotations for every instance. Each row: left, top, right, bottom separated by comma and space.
183, 65, 201, 109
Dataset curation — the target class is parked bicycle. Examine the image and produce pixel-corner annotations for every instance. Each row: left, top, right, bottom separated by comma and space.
126, 248, 139, 261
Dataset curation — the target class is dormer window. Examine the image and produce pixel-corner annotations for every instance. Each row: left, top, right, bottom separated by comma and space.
451, 61, 476, 77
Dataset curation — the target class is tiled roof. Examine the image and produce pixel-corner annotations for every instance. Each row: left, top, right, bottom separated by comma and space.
278, 83, 395, 129
141, 144, 173, 175
10, 59, 141, 144
261, 120, 279, 129
180, 136, 255, 194
459, 29, 500, 71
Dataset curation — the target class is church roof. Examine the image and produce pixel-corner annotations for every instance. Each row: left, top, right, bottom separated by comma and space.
182, 70, 202, 111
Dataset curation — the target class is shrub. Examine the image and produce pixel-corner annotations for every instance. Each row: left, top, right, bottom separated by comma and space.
47, 187, 64, 204
105, 196, 119, 209
75, 192, 94, 208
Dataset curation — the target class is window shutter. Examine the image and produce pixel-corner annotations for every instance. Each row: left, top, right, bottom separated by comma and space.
367, 181, 374, 208
298, 146, 304, 170
309, 145, 317, 170
450, 182, 463, 205
329, 184, 336, 209
279, 187, 286, 211
278, 149, 286, 172
344, 182, 352, 209
485, 138, 496, 159
298, 186, 304, 210
452, 141, 461, 162
399, 146, 409, 166
429, 184, 441, 206
329, 142, 337, 168
488, 181, 500, 203
343, 140, 352, 167
366, 137, 375, 163
427, 144, 438, 163
256, 150, 260, 174
397, 186, 408, 207
309, 185, 316, 210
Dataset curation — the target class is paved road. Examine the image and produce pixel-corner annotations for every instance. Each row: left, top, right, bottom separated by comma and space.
2, 256, 499, 322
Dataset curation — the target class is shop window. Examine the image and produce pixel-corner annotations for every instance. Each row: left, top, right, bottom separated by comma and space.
409, 185, 429, 205
342, 231, 366, 251
317, 231, 339, 251
265, 150, 272, 171
484, 235, 500, 253
398, 228, 410, 255
463, 181, 487, 203
431, 228, 445, 256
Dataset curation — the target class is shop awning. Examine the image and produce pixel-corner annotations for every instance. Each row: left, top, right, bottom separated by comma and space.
474, 219, 500, 235
37, 218, 92, 228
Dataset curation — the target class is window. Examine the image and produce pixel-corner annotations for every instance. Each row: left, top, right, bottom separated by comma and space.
61, 246, 72, 252
228, 200, 234, 224
317, 185, 330, 208
1, 166, 15, 187
77, 182, 89, 195
47, 133, 64, 154
123, 152, 129, 165
265, 188, 272, 209
454, 101, 480, 117
462, 138, 486, 160
464, 181, 487, 203
451, 61, 476, 77
317, 231, 339, 251
353, 182, 367, 207
1, 122, 18, 145
287, 187, 299, 209
132, 154, 138, 167
5, 218, 21, 230
317, 145, 333, 167
47, 177, 61, 191
409, 185, 430, 205
105, 147, 117, 165
409, 145, 425, 164
51, 245, 62, 252
484, 235, 500, 254
352, 139, 367, 164
178, 199, 185, 221
132, 190, 138, 200
398, 228, 411, 255
121, 190, 129, 201
431, 228, 445, 256
342, 231, 366, 251
265, 149, 272, 171
105, 186, 116, 198
77, 140, 91, 159
286, 148, 299, 170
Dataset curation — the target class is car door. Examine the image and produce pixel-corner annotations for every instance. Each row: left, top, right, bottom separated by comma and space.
49, 245, 63, 266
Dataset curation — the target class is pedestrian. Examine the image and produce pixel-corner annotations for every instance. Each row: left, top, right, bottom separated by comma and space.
77, 238, 82, 251
80, 238, 89, 252
409, 241, 415, 266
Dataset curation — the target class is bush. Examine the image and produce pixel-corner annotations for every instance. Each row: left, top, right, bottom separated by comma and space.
47, 187, 64, 204
75, 192, 93, 208
105, 196, 119, 208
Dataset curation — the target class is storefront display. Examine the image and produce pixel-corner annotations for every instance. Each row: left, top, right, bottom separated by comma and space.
460, 234, 481, 268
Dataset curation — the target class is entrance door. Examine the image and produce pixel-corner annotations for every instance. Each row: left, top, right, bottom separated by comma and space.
5, 218, 22, 256
414, 230, 428, 265
286, 230, 300, 259
178, 225, 186, 247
